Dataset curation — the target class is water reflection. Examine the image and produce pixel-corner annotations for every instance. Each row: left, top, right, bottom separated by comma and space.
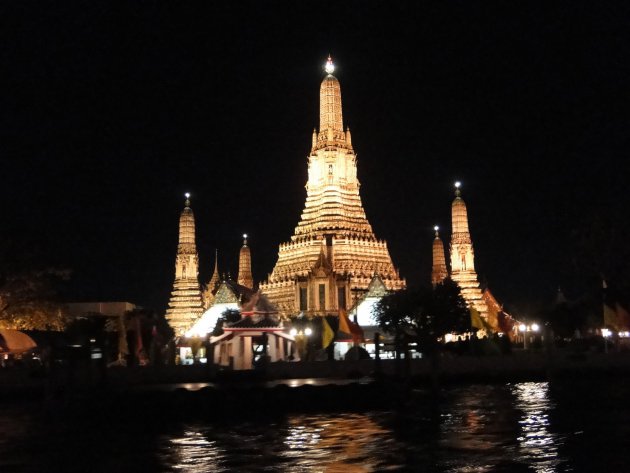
4, 379, 624, 472
512, 382, 563, 472
281, 414, 399, 472
438, 385, 516, 472
163, 428, 226, 473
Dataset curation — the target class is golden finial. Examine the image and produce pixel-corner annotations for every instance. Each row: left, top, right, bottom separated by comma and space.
454, 181, 461, 197
184, 192, 191, 207
325, 55, 335, 75
434, 225, 440, 238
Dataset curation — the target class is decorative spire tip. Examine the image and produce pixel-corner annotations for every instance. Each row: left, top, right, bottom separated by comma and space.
243, 233, 248, 245
184, 192, 191, 206
434, 225, 440, 237
325, 55, 335, 75
454, 181, 461, 197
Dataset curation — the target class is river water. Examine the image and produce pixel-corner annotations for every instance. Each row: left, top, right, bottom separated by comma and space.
1, 378, 628, 472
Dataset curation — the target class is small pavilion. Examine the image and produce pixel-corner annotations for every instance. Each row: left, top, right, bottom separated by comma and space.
210, 292, 295, 370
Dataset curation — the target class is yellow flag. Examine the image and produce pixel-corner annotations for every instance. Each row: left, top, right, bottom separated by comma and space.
338, 309, 351, 335
616, 303, 630, 330
322, 317, 334, 348
604, 303, 618, 331
470, 306, 486, 330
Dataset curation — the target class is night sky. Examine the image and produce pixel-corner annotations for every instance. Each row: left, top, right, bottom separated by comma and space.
2, 2, 628, 315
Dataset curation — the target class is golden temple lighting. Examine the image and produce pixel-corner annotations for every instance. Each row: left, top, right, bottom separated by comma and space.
261, 58, 405, 316
165, 194, 204, 336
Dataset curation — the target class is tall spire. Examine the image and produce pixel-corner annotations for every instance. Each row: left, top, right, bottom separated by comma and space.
431, 225, 449, 286
261, 58, 405, 316
178, 192, 196, 252
450, 181, 474, 273
451, 181, 470, 236
209, 249, 220, 291
237, 233, 253, 289
319, 55, 344, 135
448, 182, 488, 319
166, 193, 204, 336
202, 249, 221, 309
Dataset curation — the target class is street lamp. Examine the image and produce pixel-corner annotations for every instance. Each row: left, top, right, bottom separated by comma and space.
602, 328, 612, 354
518, 323, 540, 349
289, 326, 312, 361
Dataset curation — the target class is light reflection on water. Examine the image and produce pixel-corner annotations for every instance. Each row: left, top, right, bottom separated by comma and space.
3, 380, 629, 472
165, 430, 226, 473
160, 414, 400, 472
512, 382, 562, 473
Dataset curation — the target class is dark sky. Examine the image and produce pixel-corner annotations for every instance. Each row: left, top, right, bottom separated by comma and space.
2, 1, 628, 315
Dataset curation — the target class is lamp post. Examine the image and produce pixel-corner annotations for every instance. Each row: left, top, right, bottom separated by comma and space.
519, 323, 540, 350
602, 328, 612, 354
290, 327, 312, 361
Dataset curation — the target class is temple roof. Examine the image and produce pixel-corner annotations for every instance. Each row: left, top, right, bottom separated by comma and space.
214, 279, 256, 305
226, 314, 282, 330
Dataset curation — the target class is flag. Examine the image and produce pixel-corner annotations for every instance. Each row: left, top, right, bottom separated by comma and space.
135, 316, 144, 356
470, 306, 484, 330
338, 309, 365, 343
616, 303, 630, 331
338, 309, 351, 335
604, 303, 618, 330
322, 317, 334, 348
470, 306, 492, 332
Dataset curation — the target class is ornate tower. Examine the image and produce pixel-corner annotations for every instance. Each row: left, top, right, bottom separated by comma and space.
202, 249, 221, 308
260, 57, 405, 316
449, 182, 488, 316
431, 225, 449, 286
237, 234, 254, 289
165, 193, 204, 336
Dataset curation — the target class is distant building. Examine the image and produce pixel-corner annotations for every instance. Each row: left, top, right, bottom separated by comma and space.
67, 301, 137, 318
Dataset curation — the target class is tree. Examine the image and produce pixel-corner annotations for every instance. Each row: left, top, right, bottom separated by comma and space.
0, 268, 69, 330
0, 239, 69, 331
211, 308, 242, 336
373, 279, 470, 356
373, 279, 469, 385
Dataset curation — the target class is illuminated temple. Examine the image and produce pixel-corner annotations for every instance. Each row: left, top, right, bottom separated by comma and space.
165, 194, 205, 336
260, 57, 405, 316
449, 183, 488, 318
431, 225, 449, 287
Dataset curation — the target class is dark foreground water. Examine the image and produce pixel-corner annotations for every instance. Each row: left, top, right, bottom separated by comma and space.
1, 379, 628, 472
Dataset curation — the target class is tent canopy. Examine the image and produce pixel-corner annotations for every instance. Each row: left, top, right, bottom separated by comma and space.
0, 329, 37, 354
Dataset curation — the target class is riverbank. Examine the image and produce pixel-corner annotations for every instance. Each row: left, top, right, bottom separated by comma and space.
2, 349, 630, 404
